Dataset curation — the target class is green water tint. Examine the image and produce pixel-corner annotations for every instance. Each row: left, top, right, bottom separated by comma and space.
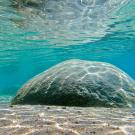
10, 0, 133, 46
0, 0, 135, 98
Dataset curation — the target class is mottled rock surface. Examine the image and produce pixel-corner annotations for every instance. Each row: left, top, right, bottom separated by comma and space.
11, 59, 135, 107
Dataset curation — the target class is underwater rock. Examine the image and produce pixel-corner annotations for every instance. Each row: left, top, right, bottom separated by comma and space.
11, 59, 135, 107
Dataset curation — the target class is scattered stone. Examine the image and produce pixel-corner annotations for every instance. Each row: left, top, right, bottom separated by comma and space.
62, 107, 66, 109
0, 104, 134, 134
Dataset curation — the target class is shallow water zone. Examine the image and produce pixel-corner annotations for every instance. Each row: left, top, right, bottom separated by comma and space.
0, 0, 135, 95
0, 0, 135, 134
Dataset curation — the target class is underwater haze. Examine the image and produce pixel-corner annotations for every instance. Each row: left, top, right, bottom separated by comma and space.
0, 0, 135, 96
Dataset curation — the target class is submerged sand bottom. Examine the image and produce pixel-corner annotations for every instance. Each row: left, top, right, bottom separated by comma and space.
0, 103, 135, 135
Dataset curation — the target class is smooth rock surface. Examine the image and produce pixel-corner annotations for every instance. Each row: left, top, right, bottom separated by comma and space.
11, 59, 135, 107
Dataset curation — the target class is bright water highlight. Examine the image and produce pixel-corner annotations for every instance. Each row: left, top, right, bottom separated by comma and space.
0, 0, 135, 95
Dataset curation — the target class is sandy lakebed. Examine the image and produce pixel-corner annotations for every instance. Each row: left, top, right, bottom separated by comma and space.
0, 97, 135, 135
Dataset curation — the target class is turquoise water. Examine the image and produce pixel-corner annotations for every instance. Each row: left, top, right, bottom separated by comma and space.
0, 0, 135, 96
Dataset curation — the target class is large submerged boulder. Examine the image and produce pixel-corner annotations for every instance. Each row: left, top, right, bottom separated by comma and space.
11, 59, 135, 107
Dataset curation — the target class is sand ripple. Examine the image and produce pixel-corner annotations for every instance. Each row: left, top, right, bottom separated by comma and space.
0, 104, 135, 135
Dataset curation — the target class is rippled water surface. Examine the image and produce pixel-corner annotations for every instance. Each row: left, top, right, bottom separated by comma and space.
0, 0, 135, 95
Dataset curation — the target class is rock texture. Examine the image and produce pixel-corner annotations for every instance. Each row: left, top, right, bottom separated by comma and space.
11, 59, 135, 107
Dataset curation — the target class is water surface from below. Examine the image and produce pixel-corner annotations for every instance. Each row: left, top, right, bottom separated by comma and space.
0, 1, 135, 134
0, 0, 135, 96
